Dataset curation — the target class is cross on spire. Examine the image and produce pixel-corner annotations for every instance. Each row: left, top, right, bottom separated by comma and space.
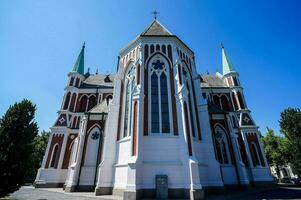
151, 10, 160, 20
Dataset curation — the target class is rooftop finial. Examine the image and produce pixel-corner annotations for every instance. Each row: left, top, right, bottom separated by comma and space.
151, 10, 160, 20
221, 42, 224, 49
96, 69, 98, 75
83, 41, 86, 49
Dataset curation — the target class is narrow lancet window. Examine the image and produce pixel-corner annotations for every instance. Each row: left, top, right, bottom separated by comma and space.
123, 65, 136, 138
149, 58, 172, 134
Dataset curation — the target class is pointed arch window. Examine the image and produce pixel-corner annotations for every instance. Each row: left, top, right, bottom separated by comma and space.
50, 144, 59, 168
149, 58, 172, 134
250, 142, 261, 166
123, 65, 136, 138
63, 92, 71, 110
79, 95, 88, 112
214, 126, 231, 164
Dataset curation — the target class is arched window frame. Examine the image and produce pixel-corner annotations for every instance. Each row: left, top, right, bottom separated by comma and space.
63, 92, 71, 110
214, 126, 231, 165
79, 95, 88, 112
49, 143, 59, 168
122, 64, 136, 138
220, 94, 231, 111
148, 55, 173, 134
250, 141, 261, 167
84, 126, 102, 166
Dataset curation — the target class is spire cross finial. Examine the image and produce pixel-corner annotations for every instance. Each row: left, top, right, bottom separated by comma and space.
151, 10, 160, 19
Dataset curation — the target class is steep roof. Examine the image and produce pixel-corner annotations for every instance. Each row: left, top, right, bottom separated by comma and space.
89, 100, 109, 113
222, 46, 236, 75
140, 20, 172, 36
200, 74, 227, 88
80, 74, 115, 89
71, 44, 85, 75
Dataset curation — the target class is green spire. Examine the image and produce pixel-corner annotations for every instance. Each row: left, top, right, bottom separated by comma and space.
222, 44, 236, 75
71, 43, 85, 75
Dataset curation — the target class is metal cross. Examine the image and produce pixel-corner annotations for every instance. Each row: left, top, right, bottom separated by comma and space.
151, 10, 160, 19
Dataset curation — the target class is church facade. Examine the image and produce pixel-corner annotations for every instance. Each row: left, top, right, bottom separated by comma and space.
34, 20, 273, 199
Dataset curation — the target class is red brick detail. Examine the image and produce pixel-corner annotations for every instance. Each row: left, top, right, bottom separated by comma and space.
221, 95, 231, 112
76, 116, 81, 128
72, 116, 77, 128
87, 120, 104, 132
238, 134, 248, 166
132, 101, 138, 156
184, 102, 193, 156
45, 134, 64, 168
237, 92, 245, 109
177, 65, 182, 85
116, 82, 124, 140
167, 45, 173, 64
191, 78, 202, 140
232, 93, 239, 110
62, 133, 78, 169
246, 134, 265, 167
63, 92, 71, 110
144, 45, 149, 63
144, 67, 148, 136
75, 94, 88, 112
69, 93, 76, 112
170, 66, 178, 135
87, 95, 97, 111
137, 64, 141, 84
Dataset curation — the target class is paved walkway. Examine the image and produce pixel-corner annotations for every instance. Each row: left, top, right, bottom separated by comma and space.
9, 186, 122, 200
8, 184, 301, 200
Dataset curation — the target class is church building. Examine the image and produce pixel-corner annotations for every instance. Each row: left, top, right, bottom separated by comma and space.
34, 19, 273, 199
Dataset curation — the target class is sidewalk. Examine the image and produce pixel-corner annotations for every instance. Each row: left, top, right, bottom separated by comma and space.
9, 186, 122, 200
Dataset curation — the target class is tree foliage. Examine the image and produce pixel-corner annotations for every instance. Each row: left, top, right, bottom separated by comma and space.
262, 128, 289, 166
25, 130, 50, 183
0, 100, 38, 197
279, 108, 301, 176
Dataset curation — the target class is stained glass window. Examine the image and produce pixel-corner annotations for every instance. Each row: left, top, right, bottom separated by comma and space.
150, 58, 171, 134
123, 65, 136, 137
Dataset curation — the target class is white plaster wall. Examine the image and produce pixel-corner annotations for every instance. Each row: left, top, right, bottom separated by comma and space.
79, 166, 97, 185
37, 168, 68, 183
140, 136, 188, 189
220, 165, 237, 184
252, 167, 274, 182
114, 166, 128, 189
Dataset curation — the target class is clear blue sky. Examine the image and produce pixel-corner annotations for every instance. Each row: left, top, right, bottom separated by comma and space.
0, 0, 300, 135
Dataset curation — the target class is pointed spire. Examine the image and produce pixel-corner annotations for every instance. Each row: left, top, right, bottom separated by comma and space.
222, 44, 236, 75
71, 43, 85, 75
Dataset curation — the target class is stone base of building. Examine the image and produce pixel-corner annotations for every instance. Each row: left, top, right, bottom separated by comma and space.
34, 182, 64, 188
95, 187, 113, 195
253, 181, 275, 188
64, 185, 96, 192
110, 188, 205, 199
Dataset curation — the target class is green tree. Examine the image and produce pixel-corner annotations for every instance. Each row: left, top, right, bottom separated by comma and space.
262, 128, 290, 179
0, 99, 38, 197
279, 108, 301, 176
25, 130, 50, 183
